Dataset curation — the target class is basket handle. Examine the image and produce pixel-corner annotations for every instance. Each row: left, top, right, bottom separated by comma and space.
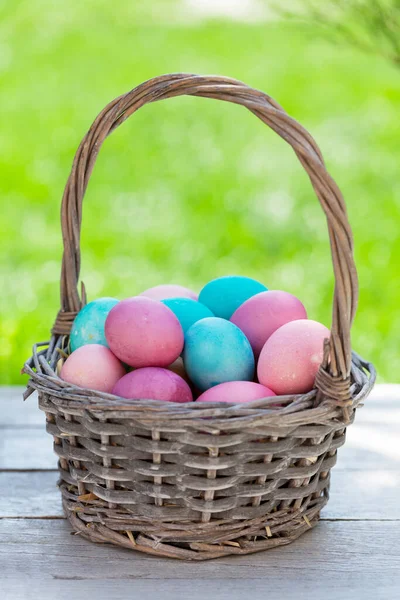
53, 73, 358, 398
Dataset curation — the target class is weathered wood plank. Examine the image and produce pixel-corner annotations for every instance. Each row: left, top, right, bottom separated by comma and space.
0, 519, 399, 600
0, 429, 56, 470
0, 387, 43, 427
0, 472, 62, 518
2, 580, 399, 600
1, 470, 399, 520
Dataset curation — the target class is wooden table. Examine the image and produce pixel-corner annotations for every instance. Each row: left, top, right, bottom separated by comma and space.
1, 385, 399, 599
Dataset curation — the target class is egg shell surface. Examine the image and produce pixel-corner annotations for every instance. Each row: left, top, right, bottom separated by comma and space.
257, 319, 330, 395
183, 317, 255, 392
199, 275, 268, 319
167, 357, 191, 384
230, 290, 307, 357
70, 297, 119, 352
112, 367, 193, 403
161, 297, 214, 335
105, 297, 184, 368
197, 381, 275, 403
140, 284, 198, 301
60, 344, 125, 393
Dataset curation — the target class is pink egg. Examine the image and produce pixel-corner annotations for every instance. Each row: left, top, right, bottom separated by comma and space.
139, 284, 198, 301
60, 344, 125, 393
112, 367, 193, 403
197, 381, 276, 403
105, 297, 184, 368
257, 319, 330, 395
230, 290, 307, 358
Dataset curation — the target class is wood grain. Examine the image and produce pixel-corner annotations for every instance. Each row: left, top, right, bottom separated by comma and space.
1, 519, 399, 600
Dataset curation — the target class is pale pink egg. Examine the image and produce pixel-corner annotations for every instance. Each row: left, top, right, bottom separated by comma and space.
60, 344, 125, 393
105, 297, 184, 368
196, 381, 275, 403
139, 284, 198, 301
230, 290, 307, 358
112, 367, 193, 403
167, 357, 191, 385
257, 319, 330, 395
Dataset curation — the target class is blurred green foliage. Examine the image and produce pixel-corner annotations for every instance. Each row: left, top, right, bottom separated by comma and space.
1, 1, 399, 384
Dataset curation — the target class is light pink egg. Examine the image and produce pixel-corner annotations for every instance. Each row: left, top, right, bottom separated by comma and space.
197, 381, 275, 403
112, 367, 193, 403
139, 284, 198, 301
167, 357, 191, 385
230, 290, 307, 358
257, 319, 330, 395
60, 344, 125, 393
105, 297, 184, 368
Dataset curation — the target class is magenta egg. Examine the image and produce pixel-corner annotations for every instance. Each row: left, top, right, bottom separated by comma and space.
197, 381, 275, 403
112, 367, 193, 403
105, 297, 184, 368
139, 284, 198, 301
230, 290, 307, 358
257, 319, 330, 395
60, 344, 125, 393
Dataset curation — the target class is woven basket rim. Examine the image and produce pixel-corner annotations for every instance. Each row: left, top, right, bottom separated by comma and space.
24, 344, 375, 427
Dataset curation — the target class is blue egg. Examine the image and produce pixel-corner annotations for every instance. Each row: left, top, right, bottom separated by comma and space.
70, 297, 119, 352
161, 297, 214, 335
183, 317, 255, 391
199, 276, 268, 319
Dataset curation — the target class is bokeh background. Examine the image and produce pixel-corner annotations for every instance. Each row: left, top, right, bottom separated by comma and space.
1, 0, 399, 384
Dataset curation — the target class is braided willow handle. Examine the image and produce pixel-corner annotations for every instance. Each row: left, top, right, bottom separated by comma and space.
53, 73, 358, 393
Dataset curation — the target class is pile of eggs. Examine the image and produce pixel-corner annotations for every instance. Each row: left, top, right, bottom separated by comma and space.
60, 276, 330, 404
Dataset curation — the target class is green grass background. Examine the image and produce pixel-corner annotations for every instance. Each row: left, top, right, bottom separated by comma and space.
1, 1, 399, 384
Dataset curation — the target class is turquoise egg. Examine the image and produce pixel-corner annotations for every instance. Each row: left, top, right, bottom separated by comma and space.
70, 297, 119, 352
161, 297, 214, 335
199, 276, 268, 319
183, 317, 255, 391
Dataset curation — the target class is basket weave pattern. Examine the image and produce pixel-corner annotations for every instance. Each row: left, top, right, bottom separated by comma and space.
24, 74, 375, 560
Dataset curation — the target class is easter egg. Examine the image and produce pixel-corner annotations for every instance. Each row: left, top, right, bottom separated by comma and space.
257, 319, 330, 395
197, 381, 275, 403
70, 297, 119, 352
112, 367, 193, 403
230, 291, 307, 358
199, 276, 268, 319
183, 317, 255, 391
167, 357, 191, 384
105, 297, 184, 368
161, 297, 214, 335
60, 344, 125, 393
140, 284, 198, 301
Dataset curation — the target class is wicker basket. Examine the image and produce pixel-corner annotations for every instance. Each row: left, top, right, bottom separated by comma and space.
24, 73, 375, 560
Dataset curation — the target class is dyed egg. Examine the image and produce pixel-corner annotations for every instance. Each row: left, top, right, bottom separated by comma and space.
257, 319, 330, 395
167, 357, 191, 384
70, 297, 119, 352
183, 317, 255, 391
112, 367, 193, 403
161, 297, 214, 335
140, 284, 198, 301
60, 344, 125, 393
105, 297, 184, 368
197, 381, 275, 403
199, 276, 268, 319
230, 291, 307, 358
